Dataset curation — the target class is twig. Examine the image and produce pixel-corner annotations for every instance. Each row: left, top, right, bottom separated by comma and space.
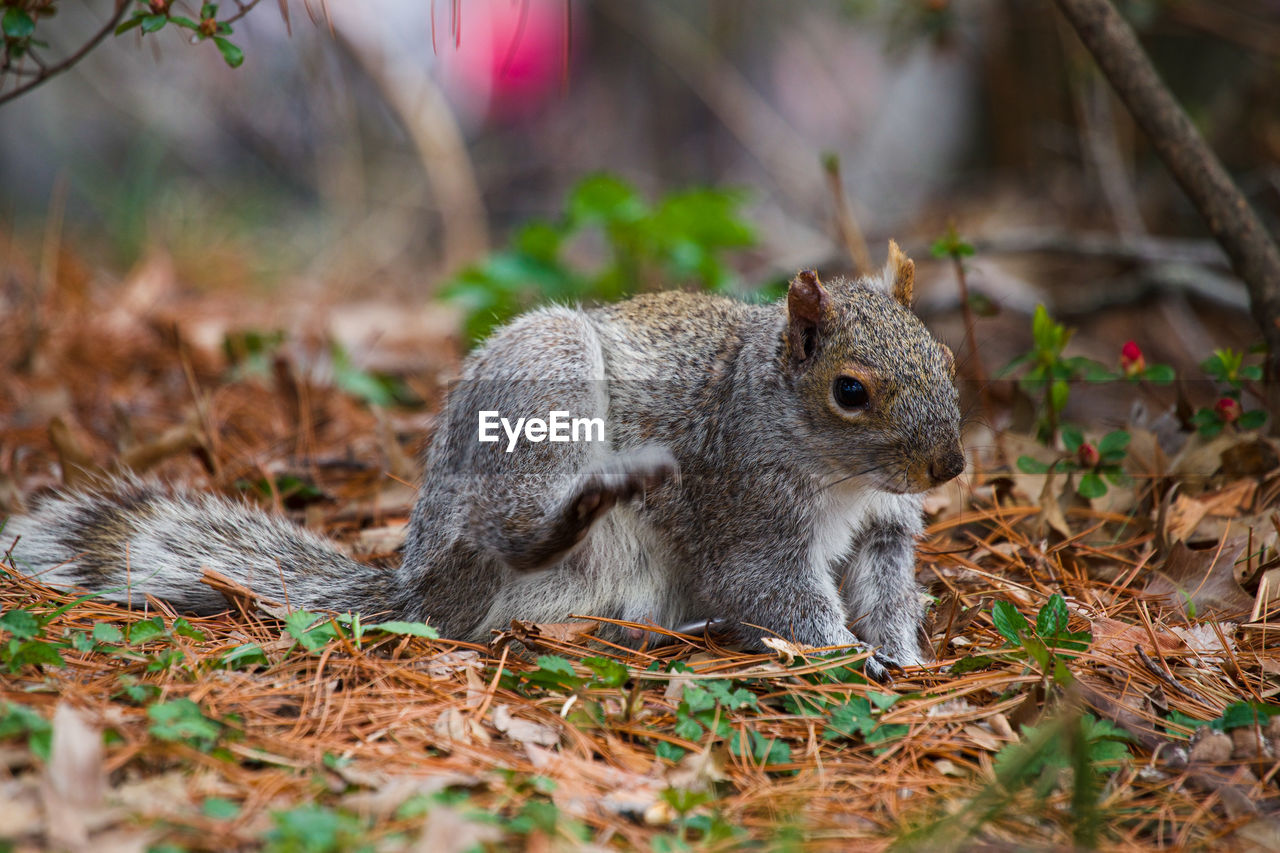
964, 228, 1229, 268
334, 24, 489, 272
821, 154, 872, 277
223, 0, 265, 26
1134, 644, 1211, 705
0, 1, 131, 108
1053, 0, 1280, 426
946, 246, 1006, 467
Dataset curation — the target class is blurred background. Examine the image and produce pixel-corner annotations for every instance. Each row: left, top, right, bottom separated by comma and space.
0, 0, 1275, 490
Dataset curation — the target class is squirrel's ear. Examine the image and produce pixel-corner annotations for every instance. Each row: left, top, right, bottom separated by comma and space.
880, 239, 914, 307
786, 269, 831, 366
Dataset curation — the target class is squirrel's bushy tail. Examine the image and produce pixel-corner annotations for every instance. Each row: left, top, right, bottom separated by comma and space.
2, 479, 399, 616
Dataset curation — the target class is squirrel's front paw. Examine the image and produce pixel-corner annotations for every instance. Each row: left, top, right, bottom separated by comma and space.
864, 652, 906, 684
570, 446, 678, 526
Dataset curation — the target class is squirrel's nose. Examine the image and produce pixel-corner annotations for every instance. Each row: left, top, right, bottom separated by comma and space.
929, 448, 965, 485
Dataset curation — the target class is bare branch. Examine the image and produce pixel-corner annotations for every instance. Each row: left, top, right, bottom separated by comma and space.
0, 0, 131, 108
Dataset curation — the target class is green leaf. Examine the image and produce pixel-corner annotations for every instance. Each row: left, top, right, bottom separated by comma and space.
1198, 420, 1224, 439
1077, 471, 1107, 499
525, 655, 585, 692
1017, 455, 1050, 474
200, 3, 219, 19
214, 37, 243, 68
92, 623, 124, 644
2, 8, 36, 38
824, 696, 874, 740
673, 715, 703, 742
0, 610, 41, 640
8, 640, 65, 670
992, 601, 1029, 645
583, 656, 629, 689
1036, 594, 1069, 638
732, 728, 791, 765
115, 15, 145, 35
1060, 424, 1084, 453
1031, 305, 1053, 351
202, 797, 241, 819
1049, 380, 1070, 416
1097, 430, 1130, 457
1217, 702, 1278, 731
0, 702, 52, 760
654, 740, 685, 762
221, 643, 269, 668
141, 14, 167, 32
172, 619, 205, 641
950, 654, 995, 675
1239, 410, 1267, 430
569, 174, 645, 224
148, 698, 222, 749
365, 621, 439, 639
128, 618, 167, 644
283, 611, 341, 652
1141, 363, 1176, 383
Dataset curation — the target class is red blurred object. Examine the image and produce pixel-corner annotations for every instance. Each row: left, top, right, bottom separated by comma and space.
437, 0, 571, 124
1119, 340, 1145, 377
1076, 442, 1100, 468
1214, 397, 1242, 424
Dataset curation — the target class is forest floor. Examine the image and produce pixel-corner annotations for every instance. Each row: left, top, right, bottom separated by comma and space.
2, 249, 1279, 852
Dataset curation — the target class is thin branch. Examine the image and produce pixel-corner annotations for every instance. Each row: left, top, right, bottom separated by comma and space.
967, 228, 1229, 268
223, 0, 265, 27
0, 0, 131, 108
821, 154, 872, 277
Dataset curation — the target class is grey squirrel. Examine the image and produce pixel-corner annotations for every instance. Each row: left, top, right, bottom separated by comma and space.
4, 242, 963, 682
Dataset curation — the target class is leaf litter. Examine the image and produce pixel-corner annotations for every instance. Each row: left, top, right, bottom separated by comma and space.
1, 245, 1280, 849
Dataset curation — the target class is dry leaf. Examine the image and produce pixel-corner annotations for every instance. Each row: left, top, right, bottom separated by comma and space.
1090, 616, 1184, 658
1169, 623, 1236, 663
43, 703, 104, 849
413, 806, 502, 853
1144, 538, 1251, 621
491, 705, 559, 747
352, 521, 409, 556
1166, 481, 1258, 544
433, 707, 471, 749
342, 772, 480, 818
761, 636, 807, 665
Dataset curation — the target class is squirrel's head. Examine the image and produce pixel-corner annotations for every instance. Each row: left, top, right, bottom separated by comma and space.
782, 242, 964, 494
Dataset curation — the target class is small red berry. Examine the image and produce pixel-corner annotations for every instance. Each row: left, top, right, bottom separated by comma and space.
1076, 442, 1100, 468
1214, 397, 1242, 423
1120, 340, 1145, 377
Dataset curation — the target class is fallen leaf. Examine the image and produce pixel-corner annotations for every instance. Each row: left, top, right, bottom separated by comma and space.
491, 705, 559, 747
1144, 537, 1251, 621
342, 772, 481, 818
1090, 616, 1184, 658
352, 521, 409, 556
664, 744, 728, 792
1166, 481, 1259, 544
412, 806, 502, 853
43, 703, 104, 849
1169, 623, 1236, 663
1171, 432, 1239, 481
761, 636, 807, 665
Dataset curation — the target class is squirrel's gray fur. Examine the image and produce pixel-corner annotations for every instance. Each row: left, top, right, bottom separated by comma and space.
4, 244, 963, 681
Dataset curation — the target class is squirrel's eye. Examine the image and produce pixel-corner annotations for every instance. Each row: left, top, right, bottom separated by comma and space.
834, 376, 870, 410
